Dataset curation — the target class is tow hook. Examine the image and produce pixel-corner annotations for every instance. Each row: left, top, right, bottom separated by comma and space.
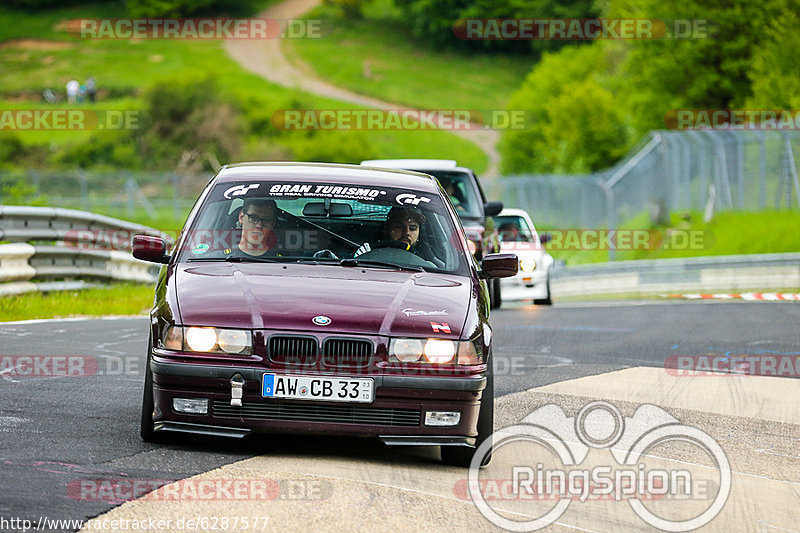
230, 374, 245, 407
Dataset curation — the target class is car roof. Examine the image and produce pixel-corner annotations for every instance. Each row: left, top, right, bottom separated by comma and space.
360, 159, 472, 173
215, 162, 440, 192
498, 208, 530, 218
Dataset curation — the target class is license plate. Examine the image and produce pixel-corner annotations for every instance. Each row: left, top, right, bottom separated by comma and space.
262, 374, 373, 403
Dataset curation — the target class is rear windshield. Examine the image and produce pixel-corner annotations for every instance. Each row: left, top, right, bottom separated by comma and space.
177, 180, 470, 275
424, 171, 482, 218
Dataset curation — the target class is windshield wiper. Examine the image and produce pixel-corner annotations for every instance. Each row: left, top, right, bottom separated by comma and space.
186, 256, 279, 263
339, 258, 425, 272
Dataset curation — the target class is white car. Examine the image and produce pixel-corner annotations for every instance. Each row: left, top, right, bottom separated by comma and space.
495, 208, 554, 305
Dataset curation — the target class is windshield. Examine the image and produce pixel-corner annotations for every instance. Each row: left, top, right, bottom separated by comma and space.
424, 171, 483, 218
177, 180, 470, 275
495, 214, 537, 243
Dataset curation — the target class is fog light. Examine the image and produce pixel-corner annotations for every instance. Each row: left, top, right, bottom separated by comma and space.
425, 411, 461, 427
173, 398, 208, 415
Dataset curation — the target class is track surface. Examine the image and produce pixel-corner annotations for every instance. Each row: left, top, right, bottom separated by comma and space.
0, 300, 798, 531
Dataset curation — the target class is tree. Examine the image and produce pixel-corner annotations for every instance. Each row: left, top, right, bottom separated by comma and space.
746, 9, 800, 109
500, 43, 631, 173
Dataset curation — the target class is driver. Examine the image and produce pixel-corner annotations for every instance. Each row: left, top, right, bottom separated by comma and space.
354, 206, 426, 257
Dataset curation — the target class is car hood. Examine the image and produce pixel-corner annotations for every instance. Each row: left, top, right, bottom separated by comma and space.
174, 263, 470, 338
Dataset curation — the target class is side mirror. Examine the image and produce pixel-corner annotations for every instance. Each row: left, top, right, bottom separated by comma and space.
132, 235, 170, 264
483, 201, 503, 218
539, 232, 551, 245
480, 253, 518, 279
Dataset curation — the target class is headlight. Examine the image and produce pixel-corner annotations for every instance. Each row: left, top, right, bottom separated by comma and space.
390, 338, 424, 362
161, 325, 183, 350
186, 327, 217, 352
217, 329, 249, 354
163, 326, 252, 355
389, 338, 483, 365
519, 256, 536, 272
424, 339, 456, 363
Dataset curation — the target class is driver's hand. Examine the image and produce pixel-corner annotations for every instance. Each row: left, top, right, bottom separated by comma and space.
354, 242, 371, 257
313, 249, 339, 260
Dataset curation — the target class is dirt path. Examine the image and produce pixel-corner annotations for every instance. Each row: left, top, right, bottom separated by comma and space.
223, 0, 500, 176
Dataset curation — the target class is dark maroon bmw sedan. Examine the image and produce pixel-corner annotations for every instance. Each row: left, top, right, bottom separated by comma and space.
132, 162, 517, 467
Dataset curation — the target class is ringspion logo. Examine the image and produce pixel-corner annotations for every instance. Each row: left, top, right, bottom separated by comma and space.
467, 401, 730, 531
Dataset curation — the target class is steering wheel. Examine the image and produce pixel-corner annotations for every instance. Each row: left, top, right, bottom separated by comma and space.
356, 241, 436, 269
373, 239, 413, 251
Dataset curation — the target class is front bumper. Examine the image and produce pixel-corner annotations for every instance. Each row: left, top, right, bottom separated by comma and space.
150, 358, 487, 444
500, 270, 549, 300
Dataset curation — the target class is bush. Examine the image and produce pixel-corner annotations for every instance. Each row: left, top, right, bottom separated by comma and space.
746, 9, 800, 109
2, 0, 105, 9
57, 130, 139, 169
136, 77, 244, 170
393, 0, 597, 55
322, 0, 368, 19
282, 130, 377, 164
125, 0, 262, 17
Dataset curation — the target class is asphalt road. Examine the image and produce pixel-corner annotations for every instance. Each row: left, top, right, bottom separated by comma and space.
0, 300, 797, 532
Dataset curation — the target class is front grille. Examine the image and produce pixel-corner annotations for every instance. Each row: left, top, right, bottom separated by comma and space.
322, 339, 373, 368
212, 401, 420, 426
268, 336, 317, 365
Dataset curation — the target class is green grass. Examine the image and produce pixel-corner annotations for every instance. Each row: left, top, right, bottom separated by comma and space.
0, 2, 126, 42
0, 3, 487, 171
0, 282, 154, 321
285, 2, 535, 113
543, 210, 800, 265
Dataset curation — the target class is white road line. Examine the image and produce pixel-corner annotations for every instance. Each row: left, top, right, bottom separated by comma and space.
0, 315, 146, 326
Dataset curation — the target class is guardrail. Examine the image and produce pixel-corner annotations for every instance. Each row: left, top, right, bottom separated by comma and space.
552, 253, 800, 296
0, 206, 172, 296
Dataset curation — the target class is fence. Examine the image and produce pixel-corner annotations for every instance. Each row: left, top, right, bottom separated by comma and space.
551, 252, 800, 297
0, 206, 171, 296
492, 130, 800, 242
0, 169, 209, 221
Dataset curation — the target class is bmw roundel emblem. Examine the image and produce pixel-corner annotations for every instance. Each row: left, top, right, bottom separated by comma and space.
312, 315, 331, 326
